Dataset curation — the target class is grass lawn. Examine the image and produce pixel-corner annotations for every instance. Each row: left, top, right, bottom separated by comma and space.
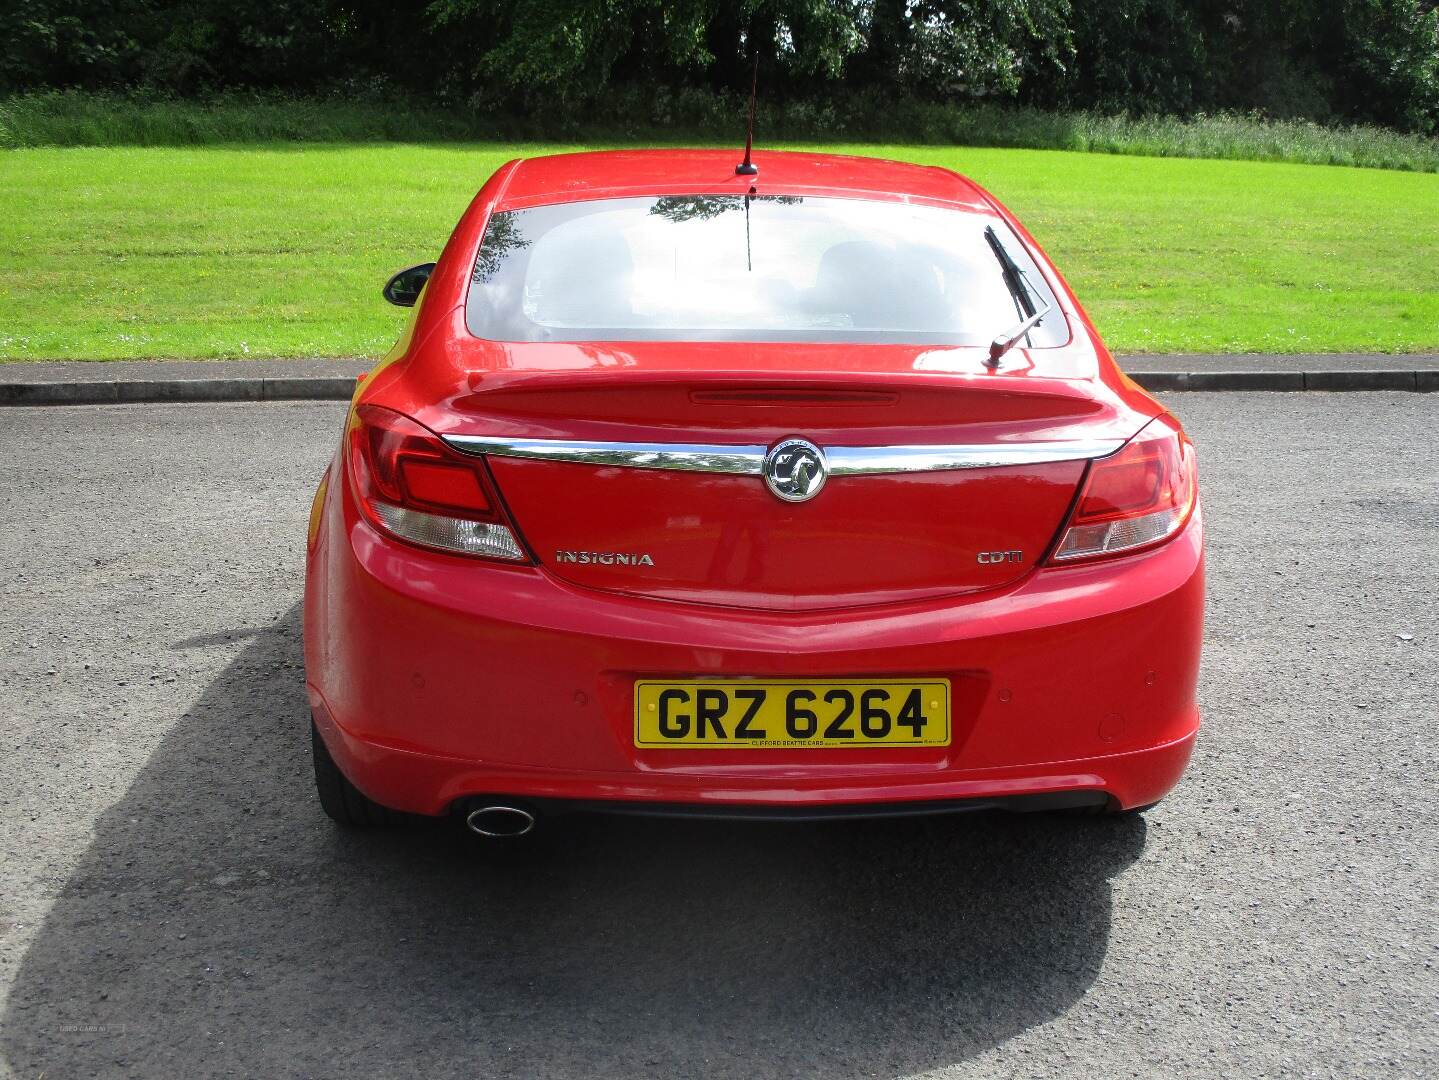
1, 142, 1436, 360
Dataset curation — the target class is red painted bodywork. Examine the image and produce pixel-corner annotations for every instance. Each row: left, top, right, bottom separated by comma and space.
304, 150, 1203, 816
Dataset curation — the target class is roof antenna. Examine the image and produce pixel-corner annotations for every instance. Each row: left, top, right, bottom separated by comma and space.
736, 55, 759, 176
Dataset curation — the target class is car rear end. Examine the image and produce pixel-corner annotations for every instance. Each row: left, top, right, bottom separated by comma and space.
303, 151, 1203, 822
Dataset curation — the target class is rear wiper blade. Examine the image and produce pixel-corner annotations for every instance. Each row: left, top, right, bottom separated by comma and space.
983, 225, 1050, 366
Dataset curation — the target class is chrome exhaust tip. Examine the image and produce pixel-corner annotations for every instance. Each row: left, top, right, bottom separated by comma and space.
465, 805, 536, 839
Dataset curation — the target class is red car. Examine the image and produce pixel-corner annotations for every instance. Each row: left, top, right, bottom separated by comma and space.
304, 149, 1202, 837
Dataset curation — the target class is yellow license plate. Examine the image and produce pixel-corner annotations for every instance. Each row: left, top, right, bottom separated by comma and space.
634, 679, 951, 749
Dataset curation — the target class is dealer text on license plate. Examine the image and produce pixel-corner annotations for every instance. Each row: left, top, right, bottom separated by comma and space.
633, 679, 951, 748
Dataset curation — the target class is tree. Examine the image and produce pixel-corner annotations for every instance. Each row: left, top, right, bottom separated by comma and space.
3, 0, 1435, 134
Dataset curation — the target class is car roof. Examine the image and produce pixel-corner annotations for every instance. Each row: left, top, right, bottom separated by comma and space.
493, 149, 994, 213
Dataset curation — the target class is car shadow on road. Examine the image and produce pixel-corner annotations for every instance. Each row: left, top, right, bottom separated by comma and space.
2, 604, 1146, 1079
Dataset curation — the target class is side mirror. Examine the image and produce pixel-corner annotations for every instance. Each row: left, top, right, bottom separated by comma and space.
382, 262, 436, 307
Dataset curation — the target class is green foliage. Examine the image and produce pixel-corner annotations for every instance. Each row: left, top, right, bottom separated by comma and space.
428, 0, 711, 97
1060, 1, 1210, 116
1339, 0, 1439, 133
892, 0, 1075, 98
2, 1, 1437, 133
5, 90, 1438, 174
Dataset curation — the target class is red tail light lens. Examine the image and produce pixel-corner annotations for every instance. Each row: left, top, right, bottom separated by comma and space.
1050, 414, 1197, 564
347, 404, 527, 561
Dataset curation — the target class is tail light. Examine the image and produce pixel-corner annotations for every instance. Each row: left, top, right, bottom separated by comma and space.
1049, 414, 1197, 564
347, 404, 528, 561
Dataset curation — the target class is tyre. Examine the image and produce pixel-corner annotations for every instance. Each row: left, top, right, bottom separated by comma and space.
311, 719, 405, 826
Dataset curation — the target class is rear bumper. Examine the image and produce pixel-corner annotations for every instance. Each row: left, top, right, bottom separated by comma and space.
305, 473, 1204, 817
310, 701, 1195, 815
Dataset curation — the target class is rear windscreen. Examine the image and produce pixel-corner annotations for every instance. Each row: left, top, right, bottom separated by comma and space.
465, 194, 1067, 347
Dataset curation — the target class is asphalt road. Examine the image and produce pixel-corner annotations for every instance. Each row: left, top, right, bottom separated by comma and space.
0, 394, 1435, 1079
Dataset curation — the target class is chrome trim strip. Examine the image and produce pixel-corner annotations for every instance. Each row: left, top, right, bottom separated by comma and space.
826, 440, 1121, 474
443, 434, 1122, 475
443, 435, 767, 474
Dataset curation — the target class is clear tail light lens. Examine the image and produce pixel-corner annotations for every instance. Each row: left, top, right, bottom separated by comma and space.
347, 404, 528, 561
1049, 414, 1197, 564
